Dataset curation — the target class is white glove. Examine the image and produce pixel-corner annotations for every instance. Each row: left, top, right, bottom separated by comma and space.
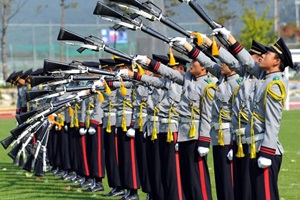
77, 90, 88, 97
227, 149, 233, 161
133, 55, 148, 65
79, 128, 87, 135
174, 143, 179, 151
197, 146, 209, 157
170, 37, 187, 46
88, 126, 96, 135
257, 156, 272, 168
64, 125, 68, 132
126, 128, 135, 137
91, 80, 103, 93
212, 27, 231, 40
117, 69, 129, 78
144, 132, 147, 139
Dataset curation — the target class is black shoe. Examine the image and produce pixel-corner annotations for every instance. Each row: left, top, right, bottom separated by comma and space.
75, 179, 93, 188
91, 183, 104, 192
72, 176, 85, 184
121, 194, 139, 200
70, 174, 78, 183
52, 168, 60, 176
83, 183, 104, 192
62, 173, 74, 181
102, 188, 125, 197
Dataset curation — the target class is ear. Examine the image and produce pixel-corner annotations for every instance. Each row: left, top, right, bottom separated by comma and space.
273, 57, 281, 67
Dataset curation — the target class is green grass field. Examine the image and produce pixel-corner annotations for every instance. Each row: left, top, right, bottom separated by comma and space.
0, 110, 300, 199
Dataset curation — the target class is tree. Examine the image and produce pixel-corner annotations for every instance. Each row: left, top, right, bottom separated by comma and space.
60, 0, 77, 61
204, 0, 237, 26
0, 0, 28, 82
239, 6, 277, 49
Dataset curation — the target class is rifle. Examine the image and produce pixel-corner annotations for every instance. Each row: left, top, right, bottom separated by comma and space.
26, 84, 93, 102
7, 121, 43, 161
23, 121, 49, 172
1, 135, 15, 149
109, 0, 192, 37
93, 1, 188, 56
34, 122, 50, 177
44, 59, 116, 77
57, 27, 133, 61
11, 96, 77, 138
178, 0, 231, 49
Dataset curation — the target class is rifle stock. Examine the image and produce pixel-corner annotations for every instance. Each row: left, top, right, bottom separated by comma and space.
93, 1, 126, 19
180, 0, 230, 48
26, 90, 50, 102
7, 142, 22, 160
0, 135, 15, 149
23, 154, 34, 172
44, 59, 72, 72
10, 123, 30, 139
30, 75, 64, 87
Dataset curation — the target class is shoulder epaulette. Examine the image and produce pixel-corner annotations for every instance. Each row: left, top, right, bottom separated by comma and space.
204, 78, 212, 84
236, 77, 243, 85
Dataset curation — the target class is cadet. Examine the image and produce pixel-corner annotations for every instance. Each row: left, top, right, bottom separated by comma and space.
123, 53, 187, 200
213, 26, 294, 200
113, 57, 139, 200
99, 58, 125, 197
133, 51, 214, 200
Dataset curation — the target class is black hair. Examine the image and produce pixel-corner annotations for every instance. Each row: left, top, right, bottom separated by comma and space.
274, 53, 285, 72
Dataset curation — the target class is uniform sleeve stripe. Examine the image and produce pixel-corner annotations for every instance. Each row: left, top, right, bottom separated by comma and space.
107, 82, 113, 87
198, 136, 211, 142
232, 44, 243, 54
90, 119, 100, 125
154, 62, 160, 71
133, 72, 141, 81
260, 146, 276, 155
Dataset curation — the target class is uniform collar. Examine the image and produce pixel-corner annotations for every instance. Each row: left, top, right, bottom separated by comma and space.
227, 73, 239, 81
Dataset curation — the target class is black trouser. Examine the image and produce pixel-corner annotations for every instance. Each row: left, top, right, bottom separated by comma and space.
212, 145, 234, 200
117, 127, 140, 190
103, 125, 121, 188
60, 124, 71, 171
179, 140, 212, 200
77, 133, 89, 177
68, 126, 79, 172
160, 132, 185, 200
250, 154, 282, 200
146, 134, 164, 200
233, 142, 252, 200
134, 129, 151, 193
86, 123, 105, 179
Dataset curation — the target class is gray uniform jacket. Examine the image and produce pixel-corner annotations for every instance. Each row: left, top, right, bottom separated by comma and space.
147, 59, 215, 146
132, 82, 149, 130
111, 81, 134, 128
134, 74, 182, 133
230, 44, 287, 158
195, 49, 242, 145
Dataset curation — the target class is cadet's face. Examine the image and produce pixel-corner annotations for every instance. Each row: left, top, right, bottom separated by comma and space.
105, 66, 114, 72
17, 78, 26, 86
118, 65, 129, 70
259, 51, 279, 69
251, 54, 263, 63
220, 63, 231, 75
190, 60, 203, 76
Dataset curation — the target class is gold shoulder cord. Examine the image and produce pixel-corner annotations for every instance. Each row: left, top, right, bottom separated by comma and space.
189, 106, 200, 138
69, 106, 74, 128
217, 110, 230, 146
166, 104, 179, 142
250, 80, 286, 159
121, 100, 133, 132
85, 102, 94, 129
106, 102, 114, 133
138, 102, 147, 132
74, 103, 80, 128
27, 84, 31, 111
151, 107, 160, 141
